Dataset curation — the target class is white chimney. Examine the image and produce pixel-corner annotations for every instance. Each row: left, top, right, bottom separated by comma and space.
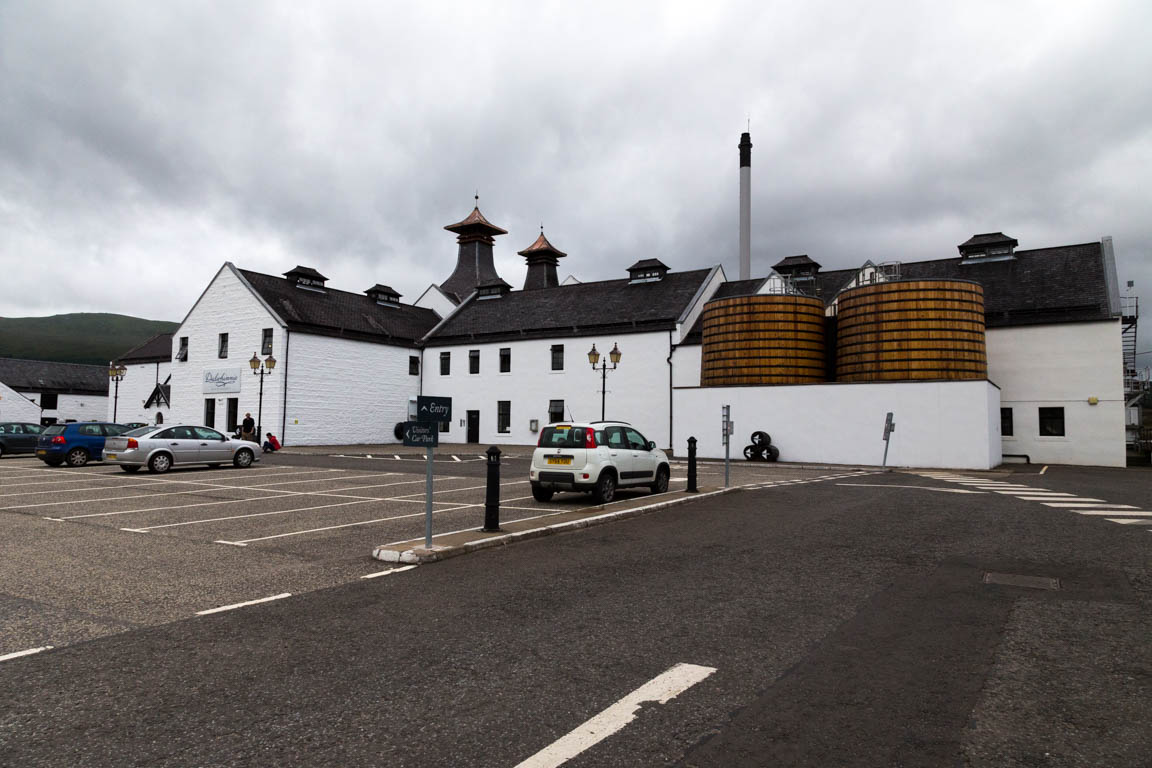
738, 132, 752, 280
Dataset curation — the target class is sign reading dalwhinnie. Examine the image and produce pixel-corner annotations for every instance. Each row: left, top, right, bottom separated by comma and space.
202, 369, 242, 394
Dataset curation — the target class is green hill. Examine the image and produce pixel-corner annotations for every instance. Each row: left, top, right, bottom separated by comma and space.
0, 313, 179, 366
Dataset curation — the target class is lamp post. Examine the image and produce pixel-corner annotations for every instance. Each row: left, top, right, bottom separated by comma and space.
587, 342, 622, 420
108, 362, 126, 422
249, 352, 277, 435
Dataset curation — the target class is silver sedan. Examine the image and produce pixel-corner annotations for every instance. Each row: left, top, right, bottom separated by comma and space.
103, 425, 262, 474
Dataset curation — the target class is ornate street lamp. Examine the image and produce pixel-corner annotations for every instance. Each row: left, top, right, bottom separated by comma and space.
108, 362, 127, 422
249, 352, 277, 435
587, 342, 622, 420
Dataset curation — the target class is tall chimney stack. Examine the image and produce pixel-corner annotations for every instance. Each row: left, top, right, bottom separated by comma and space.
739, 131, 752, 280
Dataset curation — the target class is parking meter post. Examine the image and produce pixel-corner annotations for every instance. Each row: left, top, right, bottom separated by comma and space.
687, 437, 698, 493
483, 445, 502, 532
424, 446, 434, 548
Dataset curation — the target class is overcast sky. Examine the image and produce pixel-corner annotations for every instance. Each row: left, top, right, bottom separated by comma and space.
1, 1, 1149, 354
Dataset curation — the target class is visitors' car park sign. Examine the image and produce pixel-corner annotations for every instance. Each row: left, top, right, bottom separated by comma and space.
416, 396, 452, 423
403, 422, 439, 447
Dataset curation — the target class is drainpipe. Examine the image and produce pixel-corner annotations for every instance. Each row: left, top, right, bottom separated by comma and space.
280, 329, 291, 444
667, 330, 674, 453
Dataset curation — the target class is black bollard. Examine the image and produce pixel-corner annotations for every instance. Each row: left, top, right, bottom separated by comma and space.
483, 445, 502, 531
687, 436, 698, 493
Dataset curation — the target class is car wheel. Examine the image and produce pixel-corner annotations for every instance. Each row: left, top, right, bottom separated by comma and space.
765, 445, 780, 462
751, 431, 772, 446
233, 448, 254, 468
148, 453, 172, 474
531, 484, 554, 502
593, 472, 617, 504
120, 465, 141, 473
66, 447, 90, 467
650, 465, 670, 494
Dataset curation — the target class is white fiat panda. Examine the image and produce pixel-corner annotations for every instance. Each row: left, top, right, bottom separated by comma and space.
529, 421, 671, 504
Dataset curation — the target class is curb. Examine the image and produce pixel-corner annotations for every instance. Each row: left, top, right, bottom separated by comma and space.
372, 486, 742, 565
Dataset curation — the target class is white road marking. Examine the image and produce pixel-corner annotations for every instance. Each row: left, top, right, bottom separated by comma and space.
394, 454, 401, 460
1042, 502, 1137, 509
0, 646, 54, 662
452, 455, 461, 462
1077, 510, 1152, 516
1040, 465, 1048, 474
230, 507, 471, 543
131, 499, 376, 530
835, 483, 985, 494
214, 540, 247, 547
513, 662, 717, 768
361, 565, 418, 579
196, 593, 292, 615
1105, 518, 1152, 524
1011, 495, 1086, 501
992, 490, 1073, 496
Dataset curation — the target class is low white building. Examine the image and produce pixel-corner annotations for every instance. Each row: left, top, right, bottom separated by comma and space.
107, 332, 173, 425
0, 380, 40, 422
167, 263, 443, 445
0, 357, 108, 424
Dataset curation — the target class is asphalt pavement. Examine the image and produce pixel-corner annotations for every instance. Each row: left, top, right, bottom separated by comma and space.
1, 460, 1149, 767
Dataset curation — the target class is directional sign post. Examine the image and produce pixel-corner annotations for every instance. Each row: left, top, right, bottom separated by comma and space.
881, 411, 895, 467
722, 404, 732, 488
413, 396, 451, 548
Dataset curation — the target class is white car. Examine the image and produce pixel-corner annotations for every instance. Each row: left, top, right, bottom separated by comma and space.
530, 421, 671, 503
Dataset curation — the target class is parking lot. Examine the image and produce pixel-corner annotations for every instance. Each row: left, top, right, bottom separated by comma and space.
1, 450, 863, 655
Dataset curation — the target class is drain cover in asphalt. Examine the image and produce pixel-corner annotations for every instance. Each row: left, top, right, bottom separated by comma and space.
982, 572, 1060, 590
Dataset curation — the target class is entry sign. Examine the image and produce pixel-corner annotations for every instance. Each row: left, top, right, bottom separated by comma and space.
403, 422, 439, 447
416, 395, 452, 424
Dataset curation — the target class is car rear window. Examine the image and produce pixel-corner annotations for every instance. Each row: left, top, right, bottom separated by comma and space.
539, 426, 594, 449
124, 427, 155, 437
43, 425, 65, 436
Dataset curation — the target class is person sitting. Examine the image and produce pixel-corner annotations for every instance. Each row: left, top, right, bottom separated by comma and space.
262, 432, 281, 453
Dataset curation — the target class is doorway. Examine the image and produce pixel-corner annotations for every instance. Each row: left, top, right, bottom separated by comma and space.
466, 410, 480, 443
226, 398, 239, 433
204, 398, 216, 428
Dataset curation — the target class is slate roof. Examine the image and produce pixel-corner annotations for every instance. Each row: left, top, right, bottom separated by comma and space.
116, 332, 174, 364
774, 255, 822, 270
425, 268, 715, 345
680, 240, 1115, 346
959, 232, 1018, 249
284, 266, 328, 282
815, 242, 1113, 326
0, 357, 109, 395
238, 268, 442, 346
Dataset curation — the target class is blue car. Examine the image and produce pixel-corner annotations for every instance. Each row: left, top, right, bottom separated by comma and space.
36, 422, 131, 467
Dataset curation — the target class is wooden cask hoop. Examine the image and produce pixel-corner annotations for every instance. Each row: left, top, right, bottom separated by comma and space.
701, 294, 827, 386
834, 280, 987, 382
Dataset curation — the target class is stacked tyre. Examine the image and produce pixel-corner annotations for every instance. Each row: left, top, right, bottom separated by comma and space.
743, 431, 779, 462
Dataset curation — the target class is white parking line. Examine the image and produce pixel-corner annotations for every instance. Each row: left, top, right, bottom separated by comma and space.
512, 662, 717, 768
230, 507, 470, 544
1078, 510, 1152, 516
361, 565, 418, 579
0, 646, 54, 663
1041, 502, 1136, 509
195, 593, 292, 615
130, 499, 378, 530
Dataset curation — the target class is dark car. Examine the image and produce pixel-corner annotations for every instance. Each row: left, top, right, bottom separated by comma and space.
35, 422, 131, 467
0, 422, 45, 459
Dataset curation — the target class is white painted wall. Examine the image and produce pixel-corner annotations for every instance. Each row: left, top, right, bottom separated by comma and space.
414, 284, 457, 319
106, 361, 171, 424
671, 344, 701, 388
0, 382, 39, 422
16, 392, 109, 423
423, 330, 677, 447
169, 266, 287, 436
987, 321, 1125, 467
673, 380, 1001, 469
282, 332, 419, 445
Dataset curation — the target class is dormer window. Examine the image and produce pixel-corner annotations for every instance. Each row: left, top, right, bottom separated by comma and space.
958, 233, 1018, 263
477, 279, 512, 299
627, 259, 670, 284
283, 266, 329, 291
365, 284, 402, 306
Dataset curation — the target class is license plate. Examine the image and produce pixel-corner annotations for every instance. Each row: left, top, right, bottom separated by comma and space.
546, 457, 572, 465
105, 453, 117, 460
36, 449, 46, 455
